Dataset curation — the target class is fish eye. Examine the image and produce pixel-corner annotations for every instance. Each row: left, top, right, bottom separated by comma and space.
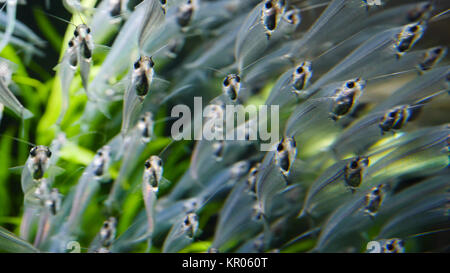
409, 25, 418, 33
265, 1, 273, 9
134, 61, 140, 69
386, 243, 394, 251
223, 77, 230, 86
346, 81, 355, 89
145, 160, 151, 169
277, 141, 284, 152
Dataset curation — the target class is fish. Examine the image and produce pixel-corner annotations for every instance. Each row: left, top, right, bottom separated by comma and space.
222, 74, 241, 102
162, 212, 199, 253
0, 58, 33, 119
176, 0, 195, 29
55, 38, 78, 124
394, 21, 426, 59
0, 0, 18, 53
73, 24, 94, 95
120, 56, 155, 136
274, 137, 297, 178
261, 0, 286, 39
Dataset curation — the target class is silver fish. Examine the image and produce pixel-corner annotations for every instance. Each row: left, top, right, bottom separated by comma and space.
261, 0, 285, 39
73, 24, 94, 95
56, 37, 78, 124
394, 21, 426, 59
0, 0, 17, 53
99, 217, 117, 247
274, 137, 297, 178
292, 61, 313, 94
364, 184, 387, 218
121, 56, 155, 136
222, 74, 241, 102
27, 145, 52, 181
0, 59, 33, 119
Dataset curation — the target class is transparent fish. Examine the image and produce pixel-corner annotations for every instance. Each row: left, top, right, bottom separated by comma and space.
255, 149, 290, 220
26, 145, 52, 182
61, 144, 114, 238
0, 0, 17, 53
55, 38, 78, 124
291, 61, 313, 95
88, 217, 117, 252
332, 95, 443, 158
314, 183, 390, 251
0, 58, 33, 119
98, 217, 117, 248
394, 21, 426, 59
222, 74, 241, 102
418, 46, 447, 72
73, 24, 94, 95
33, 187, 62, 248
299, 157, 369, 218
19, 134, 66, 240
120, 56, 155, 136
260, 0, 286, 39
105, 112, 155, 212
176, 0, 195, 29
142, 155, 163, 242
275, 137, 297, 178
285, 78, 365, 148
306, 24, 426, 96
162, 212, 199, 253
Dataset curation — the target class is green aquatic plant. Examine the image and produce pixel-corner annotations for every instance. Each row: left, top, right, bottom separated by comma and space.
0, 0, 448, 253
